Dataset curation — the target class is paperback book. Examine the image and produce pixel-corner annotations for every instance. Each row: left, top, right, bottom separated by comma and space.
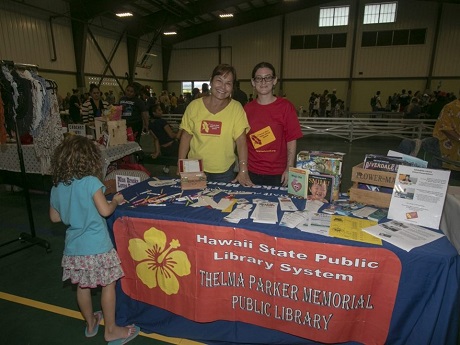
287, 167, 309, 199
363, 154, 403, 173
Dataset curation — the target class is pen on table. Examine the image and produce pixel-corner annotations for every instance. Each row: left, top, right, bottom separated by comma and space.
148, 204, 166, 207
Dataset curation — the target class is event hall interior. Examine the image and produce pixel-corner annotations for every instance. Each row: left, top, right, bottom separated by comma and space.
1, 0, 460, 344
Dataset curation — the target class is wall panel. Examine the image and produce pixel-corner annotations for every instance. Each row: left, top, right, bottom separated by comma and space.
168, 47, 231, 81
173, 17, 282, 81
219, 17, 282, 80
352, 0, 436, 78
283, 5, 352, 79
433, 3, 460, 77
0, 8, 75, 71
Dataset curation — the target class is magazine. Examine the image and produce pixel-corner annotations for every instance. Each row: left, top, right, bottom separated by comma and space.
306, 174, 334, 203
387, 150, 428, 168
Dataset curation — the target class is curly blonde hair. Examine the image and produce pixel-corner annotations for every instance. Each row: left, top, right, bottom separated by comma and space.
51, 135, 103, 186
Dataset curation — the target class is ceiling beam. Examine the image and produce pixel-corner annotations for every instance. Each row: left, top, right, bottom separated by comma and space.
162, 0, 335, 45
128, 0, 252, 36
69, 0, 133, 20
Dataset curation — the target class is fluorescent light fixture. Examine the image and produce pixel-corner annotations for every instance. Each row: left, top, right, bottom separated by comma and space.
163, 31, 177, 35
219, 13, 234, 18
116, 12, 133, 17
145, 53, 157, 57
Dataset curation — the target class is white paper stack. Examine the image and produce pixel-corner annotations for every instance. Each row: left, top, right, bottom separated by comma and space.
251, 201, 279, 224
279, 211, 309, 228
278, 197, 298, 211
224, 204, 253, 223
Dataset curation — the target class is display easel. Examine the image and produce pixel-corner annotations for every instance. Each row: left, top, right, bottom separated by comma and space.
0, 60, 51, 258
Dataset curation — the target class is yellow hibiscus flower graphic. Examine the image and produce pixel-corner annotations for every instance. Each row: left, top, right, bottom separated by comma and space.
128, 227, 191, 295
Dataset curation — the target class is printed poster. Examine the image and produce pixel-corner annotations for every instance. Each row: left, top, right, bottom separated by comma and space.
388, 165, 450, 229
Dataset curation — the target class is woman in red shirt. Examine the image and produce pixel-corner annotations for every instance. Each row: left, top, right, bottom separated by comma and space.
244, 62, 303, 187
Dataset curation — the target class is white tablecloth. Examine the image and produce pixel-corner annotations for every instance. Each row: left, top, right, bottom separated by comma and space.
440, 185, 460, 254
0, 141, 141, 177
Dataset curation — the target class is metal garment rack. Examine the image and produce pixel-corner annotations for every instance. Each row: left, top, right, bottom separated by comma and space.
0, 60, 51, 258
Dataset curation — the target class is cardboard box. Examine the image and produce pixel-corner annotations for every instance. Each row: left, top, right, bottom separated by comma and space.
349, 163, 396, 208
95, 118, 127, 146
179, 159, 207, 190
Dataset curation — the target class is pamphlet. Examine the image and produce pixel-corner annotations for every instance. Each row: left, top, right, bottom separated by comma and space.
278, 196, 298, 211
362, 220, 444, 251
224, 203, 253, 223
296, 212, 332, 236
351, 206, 378, 218
251, 201, 278, 224
387, 165, 450, 229
279, 211, 308, 228
329, 215, 382, 245
305, 199, 324, 213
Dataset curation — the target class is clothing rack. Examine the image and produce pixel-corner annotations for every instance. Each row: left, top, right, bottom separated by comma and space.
0, 60, 51, 258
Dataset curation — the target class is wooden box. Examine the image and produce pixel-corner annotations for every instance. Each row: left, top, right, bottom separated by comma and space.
179, 159, 207, 190
95, 118, 127, 146
349, 163, 396, 208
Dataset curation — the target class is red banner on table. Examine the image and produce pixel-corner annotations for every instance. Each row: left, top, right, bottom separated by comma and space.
114, 217, 402, 344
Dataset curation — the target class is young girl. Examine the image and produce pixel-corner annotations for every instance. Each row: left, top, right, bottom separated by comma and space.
49, 135, 140, 344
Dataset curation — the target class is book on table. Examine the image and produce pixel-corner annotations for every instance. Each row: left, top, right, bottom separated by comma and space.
287, 167, 309, 199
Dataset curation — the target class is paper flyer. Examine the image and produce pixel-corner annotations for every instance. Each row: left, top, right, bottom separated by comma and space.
362, 220, 444, 251
329, 215, 382, 245
387, 165, 450, 229
296, 212, 332, 236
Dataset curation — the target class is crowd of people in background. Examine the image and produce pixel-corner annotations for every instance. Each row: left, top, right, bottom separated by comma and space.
60, 86, 190, 117
59, 83, 457, 124
307, 89, 345, 118
371, 88, 457, 119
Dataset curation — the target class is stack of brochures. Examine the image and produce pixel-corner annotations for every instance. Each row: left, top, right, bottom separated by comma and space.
251, 201, 278, 224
